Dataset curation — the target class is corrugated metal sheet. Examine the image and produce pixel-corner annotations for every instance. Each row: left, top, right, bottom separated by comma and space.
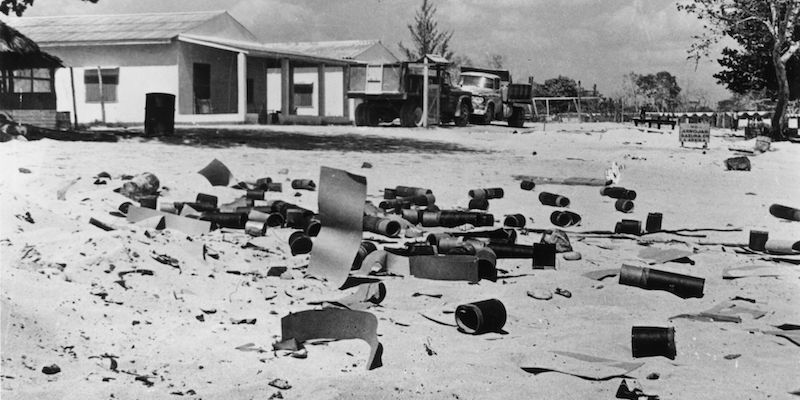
261, 40, 381, 61
5, 11, 226, 43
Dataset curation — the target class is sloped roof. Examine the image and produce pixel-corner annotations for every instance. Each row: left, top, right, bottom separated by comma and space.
262, 40, 387, 61
0, 21, 62, 69
5, 10, 257, 45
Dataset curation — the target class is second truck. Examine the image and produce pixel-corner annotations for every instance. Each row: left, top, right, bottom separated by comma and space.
458, 67, 532, 128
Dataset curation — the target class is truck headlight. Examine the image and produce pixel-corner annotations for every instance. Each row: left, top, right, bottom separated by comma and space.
472, 96, 484, 106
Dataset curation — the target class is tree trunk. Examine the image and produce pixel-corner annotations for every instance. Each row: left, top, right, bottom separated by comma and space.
771, 49, 789, 140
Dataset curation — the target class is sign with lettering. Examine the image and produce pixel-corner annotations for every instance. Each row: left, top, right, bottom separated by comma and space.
679, 123, 710, 146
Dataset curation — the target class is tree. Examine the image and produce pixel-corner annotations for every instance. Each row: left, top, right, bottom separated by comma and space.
1, 0, 98, 16
398, 0, 454, 61
635, 71, 682, 112
487, 53, 504, 69
532, 76, 579, 113
678, 0, 800, 139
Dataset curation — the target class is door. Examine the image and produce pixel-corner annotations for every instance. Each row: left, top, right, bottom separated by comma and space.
365, 65, 383, 94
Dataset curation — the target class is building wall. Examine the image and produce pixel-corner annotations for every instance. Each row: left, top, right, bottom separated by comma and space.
54, 65, 178, 124
265, 66, 344, 117
177, 41, 239, 115
46, 43, 180, 124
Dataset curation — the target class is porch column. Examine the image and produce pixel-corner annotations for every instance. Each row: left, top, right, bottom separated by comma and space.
280, 58, 293, 116
237, 52, 246, 120
342, 65, 350, 118
317, 63, 326, 117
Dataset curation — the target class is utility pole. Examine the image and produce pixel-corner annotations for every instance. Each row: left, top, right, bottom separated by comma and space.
97, 66, 106, 125
422, 56, 428, 128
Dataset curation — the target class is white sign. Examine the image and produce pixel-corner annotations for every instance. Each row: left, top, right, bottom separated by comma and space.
679, 123, 710, 146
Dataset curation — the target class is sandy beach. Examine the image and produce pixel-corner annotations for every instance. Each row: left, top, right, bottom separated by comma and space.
1, 122, 798, 399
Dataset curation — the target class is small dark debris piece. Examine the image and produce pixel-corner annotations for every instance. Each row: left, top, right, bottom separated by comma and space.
18, 168, 31, 174
96, 171, 111, 179
135, 375, 154, 387
152, 253, 180, 269
724, 354, 741, 360
231, 318, 256, 325
93, 179, 108, 185
361, 162, 373, 169
15, 212, 34, 224
616, 379, 659, 400
196, 314, 205, 322
41, 364, 61, 375
725, 156, 750, 171
268, 391, 284, 399
554, 288, 572, 298
269, 378, 291, 390
646, 372, 660, 380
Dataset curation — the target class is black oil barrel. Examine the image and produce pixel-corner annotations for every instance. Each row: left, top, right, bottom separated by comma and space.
144, 93, 175, 136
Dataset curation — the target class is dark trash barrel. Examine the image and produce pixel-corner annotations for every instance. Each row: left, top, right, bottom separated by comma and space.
144, 93, 175, 136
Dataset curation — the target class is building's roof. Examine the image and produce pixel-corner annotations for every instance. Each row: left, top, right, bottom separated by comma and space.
5, 10, 257, 45
0, 21, 61, 69
262, 40, 383, 61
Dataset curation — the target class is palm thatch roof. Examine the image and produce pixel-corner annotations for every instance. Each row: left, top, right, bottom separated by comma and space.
0, 20, 62, 70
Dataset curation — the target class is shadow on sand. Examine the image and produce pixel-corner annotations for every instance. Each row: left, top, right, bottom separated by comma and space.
137, 128, 482, 153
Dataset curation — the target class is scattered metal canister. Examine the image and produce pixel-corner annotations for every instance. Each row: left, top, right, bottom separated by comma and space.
402, 209, 423, 225
520, 180, 536, 191
645, 212, 663, 232
631, 326, 676, 360
118, 201, 133, 214
255, 177, 272, 190
383, 188, 397, 199
363, 215, 401, 237
139, 195, 158, 209
615, 219, 642, 235
455, 299, 507, 334
550, 210, 581, 227
532, 243, 556, 268
288, 231, 313, 255
468, 188, 504, 200
600, 186, 637, 200
201, 212, 247, 229
615, 199, 635, 213
245, 220, 266, 236
291, 179, 316, 190
266, 212, 284, 227
503, 213, 526, 228
266, 182, 282, 192
246, 190, 266, 200
195, 193, 218, 207
769, 204, 800, 222
619, 264, 705, 299
539, 192, 570, 207
395, 185, 432, 197
748, 230, 769, 251
468, 198, 490, 210
352, 241, 378, 270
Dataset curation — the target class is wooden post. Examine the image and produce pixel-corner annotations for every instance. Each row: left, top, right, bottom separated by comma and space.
342, 65, 350, 119
69, 67, 78, 128
280, 58, 291, 117
97, 66, 106, 124
317, 63, 326, 117
422, 56, 428, 128
237, 52, 246, 120
576, 80, 582, 122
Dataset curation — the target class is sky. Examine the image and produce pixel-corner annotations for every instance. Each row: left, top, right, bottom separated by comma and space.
8, 0, 735, 105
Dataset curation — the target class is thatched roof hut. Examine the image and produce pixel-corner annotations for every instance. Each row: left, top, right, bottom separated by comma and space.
0, 20, 62, 70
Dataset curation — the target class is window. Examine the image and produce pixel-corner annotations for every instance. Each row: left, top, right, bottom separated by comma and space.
84, 68, 119, 102
9, 69, 52, 93
294, 83, 313, 108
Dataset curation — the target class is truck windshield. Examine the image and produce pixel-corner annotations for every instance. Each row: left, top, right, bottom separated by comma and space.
460, 75, 493, 89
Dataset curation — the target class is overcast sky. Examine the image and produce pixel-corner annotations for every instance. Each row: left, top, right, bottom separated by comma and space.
9, 0, 733, 105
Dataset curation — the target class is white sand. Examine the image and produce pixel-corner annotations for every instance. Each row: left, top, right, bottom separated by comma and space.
1, 122, 798, 399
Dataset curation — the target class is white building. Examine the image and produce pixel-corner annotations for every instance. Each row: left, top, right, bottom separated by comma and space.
6, 11, 397, 125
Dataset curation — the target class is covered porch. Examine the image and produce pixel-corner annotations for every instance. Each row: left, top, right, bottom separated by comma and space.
175, 35, 355, 125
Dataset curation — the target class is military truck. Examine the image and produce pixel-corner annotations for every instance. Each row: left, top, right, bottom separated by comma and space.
347, 55, 473, 127
458, 67, 532, 128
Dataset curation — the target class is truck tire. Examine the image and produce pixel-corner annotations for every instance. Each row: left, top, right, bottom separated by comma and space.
404, 104, 424, 127
455, 101, 470, 127
366, 105, 380, 126
508, 107, 524, 128
483, 104, 494, 125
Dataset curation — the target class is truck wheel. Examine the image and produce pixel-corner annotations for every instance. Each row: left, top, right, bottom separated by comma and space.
355, 104, 368, 126
455, 102, 470, 127
366, 106, 380, 126
483, 104, 494, 125
410, 105, 424, 127
508, 107, 524, 128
